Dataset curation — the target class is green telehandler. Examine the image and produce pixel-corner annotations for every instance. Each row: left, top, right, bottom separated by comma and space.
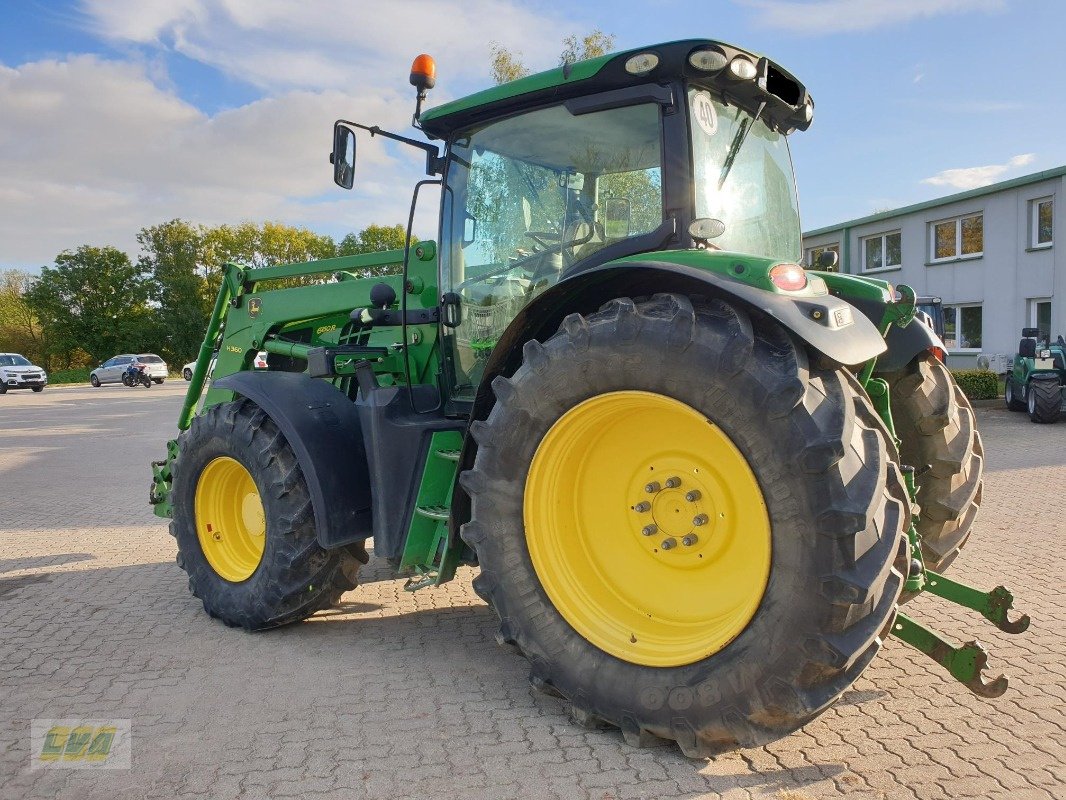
1005, 326, 1066, 423
150, 40, 1027, 757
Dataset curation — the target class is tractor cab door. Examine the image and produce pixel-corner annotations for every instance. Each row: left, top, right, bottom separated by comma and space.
438, 99, 667, 408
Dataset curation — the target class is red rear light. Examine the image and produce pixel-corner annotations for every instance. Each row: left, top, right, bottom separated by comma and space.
769, 263, 808, 292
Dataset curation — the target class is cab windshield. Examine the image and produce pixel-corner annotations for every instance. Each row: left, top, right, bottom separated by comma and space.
688, 86, 801, 261
0, 355, 31, 367
441, 101, 664, 399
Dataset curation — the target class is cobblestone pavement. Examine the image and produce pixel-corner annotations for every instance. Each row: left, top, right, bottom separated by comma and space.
0, 384, 1063, 799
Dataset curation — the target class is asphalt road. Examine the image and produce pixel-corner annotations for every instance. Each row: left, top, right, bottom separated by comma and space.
0, 383, 1063, 799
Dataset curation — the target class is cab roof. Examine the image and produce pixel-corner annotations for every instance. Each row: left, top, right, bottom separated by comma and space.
418, 39, 813, 140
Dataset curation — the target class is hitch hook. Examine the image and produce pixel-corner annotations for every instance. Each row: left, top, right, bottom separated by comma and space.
891, 612, 1009, 699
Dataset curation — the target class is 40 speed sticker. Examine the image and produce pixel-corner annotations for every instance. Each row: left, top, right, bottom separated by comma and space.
692, 91, 718, 136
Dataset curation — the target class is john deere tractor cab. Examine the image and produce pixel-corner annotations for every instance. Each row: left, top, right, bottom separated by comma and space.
1006, 326, 1066, 422
151, 39, 1028, 757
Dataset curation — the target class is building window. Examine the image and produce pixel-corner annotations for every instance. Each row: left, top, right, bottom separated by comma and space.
1030, 299, 1052, 341
943, 304, 983, 350
861, 231, 901, 272
805, 242, 839, 268
1031, 198, 1053, 248
930, 213, 983, 262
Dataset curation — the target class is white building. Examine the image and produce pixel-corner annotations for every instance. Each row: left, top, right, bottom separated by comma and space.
802, 166, 1062, 369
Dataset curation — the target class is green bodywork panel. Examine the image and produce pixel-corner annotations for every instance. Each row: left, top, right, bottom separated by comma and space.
815, 270, 893, 304
1010, 342, 1065, 386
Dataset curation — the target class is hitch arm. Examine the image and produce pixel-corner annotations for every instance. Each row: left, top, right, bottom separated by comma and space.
923, 571, 1031, 634
891, 613, 1009, 698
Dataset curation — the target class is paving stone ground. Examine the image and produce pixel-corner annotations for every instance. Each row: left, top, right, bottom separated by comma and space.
0, 383, 1063, 799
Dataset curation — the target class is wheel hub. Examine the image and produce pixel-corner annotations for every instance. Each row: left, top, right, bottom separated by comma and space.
524, 391, 772, 667
195, 456, 266, 583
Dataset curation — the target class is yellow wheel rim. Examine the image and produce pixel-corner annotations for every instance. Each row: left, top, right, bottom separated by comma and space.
524, 391, 771, 667
195, 456, 266, 583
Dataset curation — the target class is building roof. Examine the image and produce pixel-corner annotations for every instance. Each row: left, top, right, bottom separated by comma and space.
803, 165, 1066, 238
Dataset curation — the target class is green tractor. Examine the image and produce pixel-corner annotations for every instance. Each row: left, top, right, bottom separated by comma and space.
1005, 327, 1066, 423
150, 40, 1028, 756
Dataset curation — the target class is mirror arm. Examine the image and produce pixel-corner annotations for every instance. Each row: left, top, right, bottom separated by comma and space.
337, 119, 444, 176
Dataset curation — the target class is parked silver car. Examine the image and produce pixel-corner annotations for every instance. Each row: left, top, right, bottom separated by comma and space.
0, 353, 48, 394
90, 353, 168, 386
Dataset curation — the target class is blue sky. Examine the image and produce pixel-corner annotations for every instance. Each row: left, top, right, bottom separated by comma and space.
1, 0, 1063, 269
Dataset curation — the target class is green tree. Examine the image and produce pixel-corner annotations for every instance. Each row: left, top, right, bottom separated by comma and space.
559, 30, 616, 65
489, 43, 530, 85
137, 219, 210, 365
26, 246, 151, 365
336, 223, 412, 278
0, 269, 45, 365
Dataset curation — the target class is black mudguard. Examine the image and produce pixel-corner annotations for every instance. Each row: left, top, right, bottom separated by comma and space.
846, 296, 946, 374
212, 371, 373, 549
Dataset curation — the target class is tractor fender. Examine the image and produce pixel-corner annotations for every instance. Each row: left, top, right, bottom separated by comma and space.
449, 261, 885, 540
845, 296, 947, 374
212, 371, 373, 549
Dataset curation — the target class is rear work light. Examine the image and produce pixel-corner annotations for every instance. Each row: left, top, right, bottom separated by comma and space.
769, 263, 808, 292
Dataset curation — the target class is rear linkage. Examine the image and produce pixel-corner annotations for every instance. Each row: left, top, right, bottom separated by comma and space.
860, 284, 1030, 698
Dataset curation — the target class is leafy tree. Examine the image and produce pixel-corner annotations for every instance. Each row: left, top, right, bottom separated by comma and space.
336, 223, 413, 279
489, 43, 530, 85
137, 220, 210, 365
26, 246, 151, 365
0, 269, 45, 365
559, 30, 616, 65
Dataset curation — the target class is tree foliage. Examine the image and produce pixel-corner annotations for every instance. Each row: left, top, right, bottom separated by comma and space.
26, 246, 150, 366
559, 30, 616, 66
336, 223, 412, 279
0, 269, 45, 365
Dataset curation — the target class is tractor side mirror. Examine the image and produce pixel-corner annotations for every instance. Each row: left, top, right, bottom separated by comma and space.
603, 197, 631, 239
817, 250, 839, 270
331, 124, 356, 189
1019, 339, 1037, 359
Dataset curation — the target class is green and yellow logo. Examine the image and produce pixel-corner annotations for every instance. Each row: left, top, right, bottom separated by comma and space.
32, 719, 131, 770
40, 725, 115, 762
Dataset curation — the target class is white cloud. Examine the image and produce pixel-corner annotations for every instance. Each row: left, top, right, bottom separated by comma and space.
921, 153, 1035, 190
0, 56, 431, 267
741, 0, 1006, 35
79, 0, 574, 91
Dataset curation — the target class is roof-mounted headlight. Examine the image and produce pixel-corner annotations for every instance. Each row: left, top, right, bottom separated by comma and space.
624, 53, 659, 76
803, 99, 814, 122
728, 56, 757, 80
688, 48, 728, 72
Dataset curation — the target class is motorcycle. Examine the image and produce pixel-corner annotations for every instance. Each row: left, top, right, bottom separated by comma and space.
122, 362, 152, 388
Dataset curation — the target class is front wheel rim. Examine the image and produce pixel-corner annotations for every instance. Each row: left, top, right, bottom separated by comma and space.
195, 456, 267, 582
524, 391, 771, 668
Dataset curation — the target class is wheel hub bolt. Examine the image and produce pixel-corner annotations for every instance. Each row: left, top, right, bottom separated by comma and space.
693, 514, 708, 527
641, 524, 658, 537
645, 481, 661, 494
681, 534, 698, 547
685, 490, 701, 502
634, 501, 651, 513
660, 537, 677, 550
664, 476, 681, 489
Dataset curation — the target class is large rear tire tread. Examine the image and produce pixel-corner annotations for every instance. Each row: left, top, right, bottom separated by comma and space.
170, 399, 366, 630
460, 294, 908, 757
885, 353, 984, 573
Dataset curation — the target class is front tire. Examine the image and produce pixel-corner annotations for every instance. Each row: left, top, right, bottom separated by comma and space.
170, 399, 367, 630
183, 368, 193, 381
32, 386, 43, 393
1004, 377, 1025, 411
90, 374, 101, 387
885, 353, 984, 573
1027, 377, 1061, 423
461, 294, 908, 756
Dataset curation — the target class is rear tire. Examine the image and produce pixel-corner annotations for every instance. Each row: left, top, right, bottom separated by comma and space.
885, 353, 983, 573
1027, 377, 1061, 423
461, 294, 908, 756
1004, 377, 1025, 411
154, 377, 164, 384
170, 399, 367, 630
